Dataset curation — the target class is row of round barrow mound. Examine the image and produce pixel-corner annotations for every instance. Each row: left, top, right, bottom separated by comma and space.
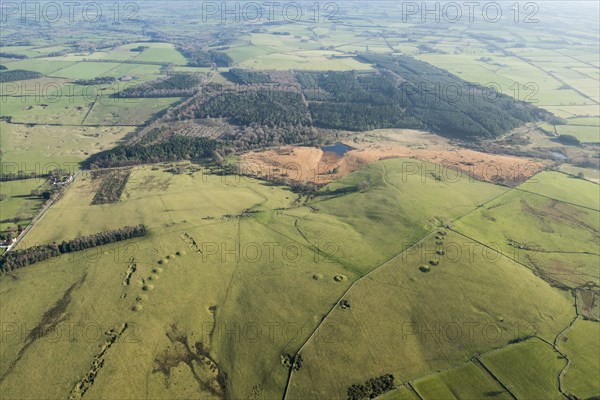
420, 230, 447, 273
131, 251, 186, 312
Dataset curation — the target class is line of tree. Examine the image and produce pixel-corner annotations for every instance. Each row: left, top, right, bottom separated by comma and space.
84, 136, 217, 168
0, 65, 6, 70
0, 69, 43, 82
115, 73, 206, 98
0, 52, 28, 59
557, 134, 581, 146
0, 225, 147, 272
0, 172, 49, 182
74, 77, 117, 85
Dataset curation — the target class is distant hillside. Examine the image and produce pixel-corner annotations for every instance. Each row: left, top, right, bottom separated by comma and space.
84, 54, 558, 167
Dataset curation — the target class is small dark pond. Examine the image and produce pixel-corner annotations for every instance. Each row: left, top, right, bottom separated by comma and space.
321, 142, 353, 156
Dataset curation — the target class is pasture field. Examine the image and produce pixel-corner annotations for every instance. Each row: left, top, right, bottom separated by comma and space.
567, 117, 600, 126
51, 62, 124, 80
453, 188, 600, 289
558, 164, 600, 183
558, 318, 600, 398
378, 386, 420, 400
82, 97, 182, 126
518, 171, 600, 210
17, 164, 296, 246
0, 122, 135, 168
0, 178, 46, 233
0, 77, 70, 97
286, 230, 574, 399
133, 43, 188, 64
481, 338, 565, 400
412, 361, 512, 400
2, 59, 76, 75
104, 63, 164, 81
298, 158, 508, 273
5, 157, 582, 400
0, 95, 91, 125
550, 124, 600, 143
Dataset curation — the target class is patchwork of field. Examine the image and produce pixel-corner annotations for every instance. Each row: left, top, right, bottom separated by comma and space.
481, 338, 565, 400
286, 229, 573, 399
4, 156, 595, 399
1, 4, 599, 400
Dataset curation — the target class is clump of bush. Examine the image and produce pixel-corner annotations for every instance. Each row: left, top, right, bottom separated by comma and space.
347, 374, 395, 400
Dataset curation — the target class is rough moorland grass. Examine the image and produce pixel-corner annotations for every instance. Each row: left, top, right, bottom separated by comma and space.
286, 231, 574, 399
558, 318, 600, 398
454, 188, 600, 288
482, 338, 565, 400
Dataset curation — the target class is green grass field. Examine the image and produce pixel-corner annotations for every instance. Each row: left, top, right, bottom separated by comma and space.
0, 179, 46, 233
412, 361, 512, 400
378, 386, 420, 400
0, 122, 135, 168
286, 231, 574, 399
1, 6, 599, 400
454, 188, 600, 289
82, 97, 182, 126
481, 338, 565, 400
17, 164, 296, 246
558, 318, 600, 398
518, 171, 600, 210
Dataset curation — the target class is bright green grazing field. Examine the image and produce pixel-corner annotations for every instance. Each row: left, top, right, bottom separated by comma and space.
300, 158, 508, 274
558, 318, 600, 398
412, 361, 512, 400
518, 171, 600, 210
286, 231, 574, 400
0, 178, 46, 232
481, 338, 566, 400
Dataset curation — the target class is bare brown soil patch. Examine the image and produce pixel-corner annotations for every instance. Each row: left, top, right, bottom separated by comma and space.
240, 130, 545, 186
